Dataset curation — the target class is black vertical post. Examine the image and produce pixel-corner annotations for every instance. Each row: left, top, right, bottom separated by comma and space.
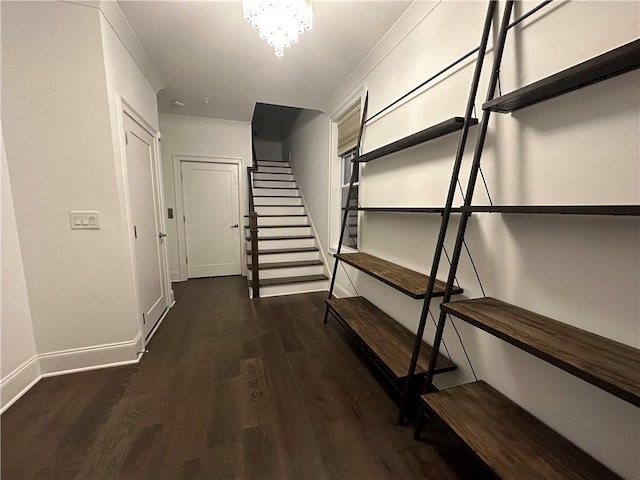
323, 94, 369, 323
415, 0, 515, 439
397, 0, 497, 424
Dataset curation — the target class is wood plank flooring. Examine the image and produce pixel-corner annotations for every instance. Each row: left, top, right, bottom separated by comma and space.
2, 277, 476, 479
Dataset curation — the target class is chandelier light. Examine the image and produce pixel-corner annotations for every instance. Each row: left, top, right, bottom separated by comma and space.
243, 0, 313, 57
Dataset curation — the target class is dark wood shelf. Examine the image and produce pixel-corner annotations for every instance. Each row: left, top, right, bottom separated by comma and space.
345, 207, 463, 214
462, 205, 640, 216
355, 117, 478, 163
326, 297, 456, 379
336, 252, 462, 299
423, 381, 621, 479
441, 297, 640, 407
484, 39, 640, 113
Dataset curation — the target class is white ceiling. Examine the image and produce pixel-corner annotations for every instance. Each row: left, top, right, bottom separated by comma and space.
118, 1, 411, 121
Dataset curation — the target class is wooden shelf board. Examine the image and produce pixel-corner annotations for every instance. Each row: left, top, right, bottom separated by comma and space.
336, 252, 461, 299
462, 205, 640, 216
423, 381, 620, 479
484, 39, 640, 113
345, 207, 464, 214
441, 297, 640, 407
327, 297, 455, 379
355, 117, 477, 163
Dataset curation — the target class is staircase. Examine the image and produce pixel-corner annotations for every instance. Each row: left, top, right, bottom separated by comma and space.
246, 159, 328, 298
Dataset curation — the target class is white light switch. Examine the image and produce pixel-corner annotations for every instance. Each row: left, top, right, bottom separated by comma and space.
70, 211, 101, 229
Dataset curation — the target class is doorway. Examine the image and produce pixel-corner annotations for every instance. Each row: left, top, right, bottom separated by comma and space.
181, 161, 241, 278
123, 112, 168, 341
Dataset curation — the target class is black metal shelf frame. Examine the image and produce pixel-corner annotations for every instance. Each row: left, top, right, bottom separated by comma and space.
414, 0, 640, 440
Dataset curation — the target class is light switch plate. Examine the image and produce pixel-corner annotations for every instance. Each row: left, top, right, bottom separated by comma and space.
70, 211, 100, 229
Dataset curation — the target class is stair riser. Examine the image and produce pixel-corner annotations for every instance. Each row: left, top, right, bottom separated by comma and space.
251, 280, 328, 298
255, 206, 305, 215
248, 265, 324, 280
246, 227, 312, 237
248, 237, 316, 249
254, 251, 320, 263
253, 188, 299, 197
255, 216, 308, 226
252, 197, 302, 205
256, 166, 292, 173
253, 180, 297, 188
257, 161, 290, 167
253, 173, 294, 181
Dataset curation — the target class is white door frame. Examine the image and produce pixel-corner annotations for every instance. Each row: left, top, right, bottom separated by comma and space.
173, 154, 247, 282
118, 99, 172, 343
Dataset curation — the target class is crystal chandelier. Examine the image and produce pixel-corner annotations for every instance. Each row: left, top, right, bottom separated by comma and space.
243, 0, 313, 57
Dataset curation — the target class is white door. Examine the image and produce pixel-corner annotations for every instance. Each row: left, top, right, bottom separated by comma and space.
181, 161, 241, 278
124, 113, 168, 341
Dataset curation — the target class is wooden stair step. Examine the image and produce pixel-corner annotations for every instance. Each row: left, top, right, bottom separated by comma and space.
244, 214, 306, 217
423, 381, 620, 479
245, 235, 314, 241
484, 38, 640, 113
254, 204, 304, 207
253, 186, 299, 190
441, 297, 640, 407
244, 224, 311, 229
253, 195, 302, 198
247, 260, 323, 270
247, 246, 319, 255
326, 297, 455, 379
248, 274, 327, 287
336, 252, 462, 299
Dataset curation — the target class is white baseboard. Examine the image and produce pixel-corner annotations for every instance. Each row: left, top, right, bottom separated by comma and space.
170, 272, 182, 282
333, 283, 354, 299
38, 333, 143, 376
1, 356, 41, 414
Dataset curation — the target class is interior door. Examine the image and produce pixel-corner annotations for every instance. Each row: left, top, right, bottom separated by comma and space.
181, 161, 241, 278
124, 113, 167, 341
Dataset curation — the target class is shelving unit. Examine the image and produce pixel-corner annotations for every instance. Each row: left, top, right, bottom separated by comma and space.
323, 1, 498, 422
414, 2, 639, 478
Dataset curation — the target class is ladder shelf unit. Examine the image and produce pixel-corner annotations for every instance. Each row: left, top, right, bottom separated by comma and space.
414, 2, 639, 478
324, 1, 498, 422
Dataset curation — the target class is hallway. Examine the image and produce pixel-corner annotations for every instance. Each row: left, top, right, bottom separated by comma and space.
1, 278, 474, 479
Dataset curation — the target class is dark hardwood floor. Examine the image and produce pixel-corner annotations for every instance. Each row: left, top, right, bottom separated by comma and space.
1, 277, 475, 479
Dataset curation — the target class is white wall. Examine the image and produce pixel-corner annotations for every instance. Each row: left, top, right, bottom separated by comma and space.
1, 125, 40, 412
283, 110, 331, 262
0, 1, 161, 405
159, 114, 252, 281
318, 2, 639, 478
254, 137, 282, 161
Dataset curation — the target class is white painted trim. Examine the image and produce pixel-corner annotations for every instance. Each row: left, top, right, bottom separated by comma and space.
173, 154, 247, 281
333, 283, 354, 299
160, 113, 250, 130
287, 161, 330, 276
0, 356, 41, 414
322, 1, 442, 117
38, 333, 143, 376
119, 99, 172, 344
0, 333, 144, 414
65, 0, 164, 92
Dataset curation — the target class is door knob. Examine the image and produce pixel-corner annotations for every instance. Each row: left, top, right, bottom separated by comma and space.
158, 232, 167, 238
230, 224, 239, 228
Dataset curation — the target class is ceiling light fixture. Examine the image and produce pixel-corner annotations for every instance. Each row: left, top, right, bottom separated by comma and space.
242, 0, 313, 57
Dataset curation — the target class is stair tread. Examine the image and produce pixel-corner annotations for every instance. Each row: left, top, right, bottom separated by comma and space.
484, 39, 640, 113
247, 246, 319, 255
244, 214, 307, 217
441, 297, 640, 406
253, 179, 297, 182
245, 225, 311, 229
327, 297, 456, 379
254, 186, 299, 190
423, 381, 620, 479
254, 171, 293, 175
247, 260, 323, 270
336, 252, 462, 299
253, 195, 302, 198
248, 274, 328, 287
245, 235, 314, 241
355, 117, 478, 164
254, 204, 304, 207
